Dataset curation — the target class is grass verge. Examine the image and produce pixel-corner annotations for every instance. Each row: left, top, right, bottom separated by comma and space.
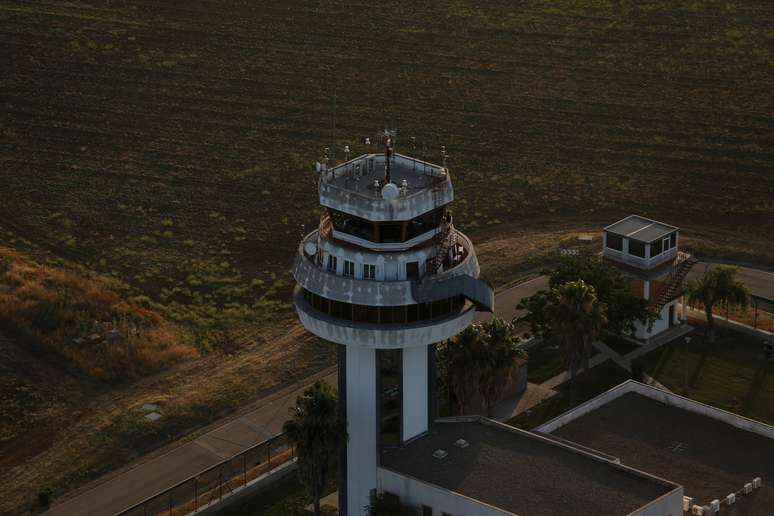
639, 324, 774, 426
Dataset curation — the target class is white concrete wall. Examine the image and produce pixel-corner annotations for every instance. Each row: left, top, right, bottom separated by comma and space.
402, 346, 428, 441
346, 346, 378, 516
633, 300, 676, 340
377, 467, 514, 516
631, 488, 684, 516
536, 380, 774, 440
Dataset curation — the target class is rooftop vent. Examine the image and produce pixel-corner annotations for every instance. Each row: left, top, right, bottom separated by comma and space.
432, 449, 448, 460
726, 493, 736, 505
710, 499, 720, 512
753, 477, 762, 489
691, 505, 704, 516
453, 438, 469, 449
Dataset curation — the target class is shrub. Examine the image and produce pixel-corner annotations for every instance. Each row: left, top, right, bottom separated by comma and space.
0, 247, 197, 381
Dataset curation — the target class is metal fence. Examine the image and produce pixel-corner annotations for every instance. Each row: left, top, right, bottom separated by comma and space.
116, 433, 295, 516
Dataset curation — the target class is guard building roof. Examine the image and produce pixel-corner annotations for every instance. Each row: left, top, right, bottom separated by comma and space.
604, 215, 678, 243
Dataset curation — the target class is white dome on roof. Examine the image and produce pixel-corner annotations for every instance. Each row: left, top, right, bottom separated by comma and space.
381, 182, 400, 200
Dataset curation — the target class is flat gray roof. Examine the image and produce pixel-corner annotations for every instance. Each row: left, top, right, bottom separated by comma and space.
381, 419, 675, 516
552, 392, 774, 514
604, 215, 677, 243
324, 153, 447, 199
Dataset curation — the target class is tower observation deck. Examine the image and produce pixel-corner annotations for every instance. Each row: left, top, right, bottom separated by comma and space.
292, 144, 494, 515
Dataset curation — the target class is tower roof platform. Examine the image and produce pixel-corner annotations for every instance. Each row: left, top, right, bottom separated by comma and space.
604, 215, 678, 243
381, 417, 679, 516
319, 153, 453, 221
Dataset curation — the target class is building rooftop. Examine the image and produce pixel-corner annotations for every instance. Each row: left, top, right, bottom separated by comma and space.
323, 153, 447, 197
604, 215, 677, 243
550, 391, 774, 514
381, 418, 677, 516
318, 153, 453, 221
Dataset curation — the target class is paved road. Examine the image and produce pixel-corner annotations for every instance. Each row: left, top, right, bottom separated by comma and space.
687, 262, 774, 311
46, 367, 337, 516
46, 262, 771, 515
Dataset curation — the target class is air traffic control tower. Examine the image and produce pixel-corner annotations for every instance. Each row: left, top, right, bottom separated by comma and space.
292, 135, 494, 515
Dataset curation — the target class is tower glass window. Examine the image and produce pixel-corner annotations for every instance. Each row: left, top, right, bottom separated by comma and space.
363, 264, 376, 280
327, 255, 338, 272
378, 349, 402, 449
380, 223, 403, 243
343, 260, 355, 277
330, 210, 375, 241
406, 207, 443, 240
406, 261, 419, 279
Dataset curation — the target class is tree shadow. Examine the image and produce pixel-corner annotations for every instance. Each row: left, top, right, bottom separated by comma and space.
687, 345, 711, 388
741, 362, 769, 415
651, 341, 676, 378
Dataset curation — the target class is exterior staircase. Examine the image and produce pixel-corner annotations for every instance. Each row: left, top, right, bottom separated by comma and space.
431, 219, 458, 274
651, 251, 698, 312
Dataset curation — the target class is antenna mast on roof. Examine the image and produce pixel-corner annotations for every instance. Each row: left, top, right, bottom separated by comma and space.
330, 89, 337, 164
383, 130, 394, 184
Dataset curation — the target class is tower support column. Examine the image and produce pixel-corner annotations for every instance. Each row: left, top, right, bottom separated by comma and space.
345, 346, 377, 515
402, 346, 429, 441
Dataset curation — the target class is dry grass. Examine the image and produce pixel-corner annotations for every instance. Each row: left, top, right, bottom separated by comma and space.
0, 247, 196, 381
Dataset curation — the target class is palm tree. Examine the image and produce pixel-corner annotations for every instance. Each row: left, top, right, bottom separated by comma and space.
687, 265, 750, 342
545, 280, 608, 388
283, 380, 345, 516
476, 318, 526, 417
442, 325, 485, 415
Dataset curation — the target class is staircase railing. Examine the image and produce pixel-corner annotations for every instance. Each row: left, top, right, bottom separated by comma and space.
652, 249, 698, 311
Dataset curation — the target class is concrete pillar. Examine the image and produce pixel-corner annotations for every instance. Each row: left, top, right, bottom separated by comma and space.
402, 346, 428, 441
345, 346, 377, 515
681, 295, 688, 322
643, 280, 650, 301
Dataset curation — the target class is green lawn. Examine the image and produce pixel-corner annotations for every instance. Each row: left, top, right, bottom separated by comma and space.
508, 361, 633, 430
639, 326, 774, 426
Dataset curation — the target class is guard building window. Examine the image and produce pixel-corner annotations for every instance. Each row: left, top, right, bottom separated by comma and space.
327, 255, 338, 272
629, 240, 646, 258
651, 238, 663, 256
363, 264, 376, 280
343, 260, 355, 277
606, 233, 623, 251
406, 261, 420, 279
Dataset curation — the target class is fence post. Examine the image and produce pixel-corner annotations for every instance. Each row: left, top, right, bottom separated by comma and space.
243, 453, 247, 486
219, 470, 223, 501
169, 490, 173, 516
194, 477, 198, 512
267, 440, 272, 468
